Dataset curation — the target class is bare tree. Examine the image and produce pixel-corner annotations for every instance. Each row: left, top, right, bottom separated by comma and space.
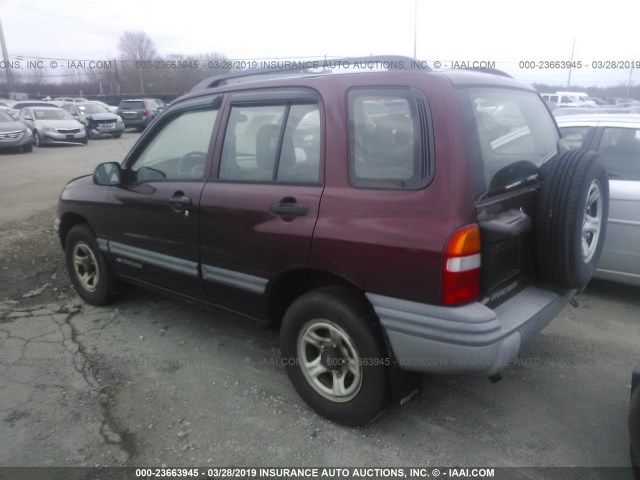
118, 31, 156, 94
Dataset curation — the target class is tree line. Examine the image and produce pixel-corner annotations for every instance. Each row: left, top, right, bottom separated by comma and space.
2, 31, 638, 101
3, 31, 231, 101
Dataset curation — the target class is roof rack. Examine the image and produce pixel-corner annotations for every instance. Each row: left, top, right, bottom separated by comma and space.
456, 67, 513, 79
190, 55, 428, 92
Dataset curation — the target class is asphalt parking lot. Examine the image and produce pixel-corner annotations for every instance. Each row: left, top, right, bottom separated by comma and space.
0, 136, 638, 478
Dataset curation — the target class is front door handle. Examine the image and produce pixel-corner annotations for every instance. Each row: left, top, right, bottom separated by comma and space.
167, 193, 192, 211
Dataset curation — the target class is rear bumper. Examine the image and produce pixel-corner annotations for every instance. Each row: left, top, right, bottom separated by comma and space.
367, 285, 575, 376
122, 117, 149, 128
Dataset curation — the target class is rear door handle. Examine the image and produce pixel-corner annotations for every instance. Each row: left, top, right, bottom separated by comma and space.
268, 202, 308, 219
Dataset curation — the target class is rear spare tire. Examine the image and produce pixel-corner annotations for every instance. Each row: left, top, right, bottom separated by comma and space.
536, 149, 609, 289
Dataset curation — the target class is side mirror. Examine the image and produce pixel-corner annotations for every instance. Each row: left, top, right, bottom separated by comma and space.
93, 162, 122, 186
23, 115, 33, 121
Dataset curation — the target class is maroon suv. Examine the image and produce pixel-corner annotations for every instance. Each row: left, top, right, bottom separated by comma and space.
56, 57, 609, 425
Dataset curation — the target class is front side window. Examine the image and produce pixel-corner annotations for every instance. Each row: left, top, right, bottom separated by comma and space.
128, 108, 218, 182
597, 127, 640, 180
219, 103, 321, 183
347, 88, 430, 189
458, 88, 559, 199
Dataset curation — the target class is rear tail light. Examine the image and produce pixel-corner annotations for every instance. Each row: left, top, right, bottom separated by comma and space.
142, 109, 148, 116
442, 224, 481, 305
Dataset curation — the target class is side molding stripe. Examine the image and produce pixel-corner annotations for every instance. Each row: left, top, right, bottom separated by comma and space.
109, 241, 199, 277
201, 264, 267, 295
96, 237, 109, 252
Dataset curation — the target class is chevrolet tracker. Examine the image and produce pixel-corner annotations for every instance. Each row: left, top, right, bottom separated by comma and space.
56, 56, 609, 425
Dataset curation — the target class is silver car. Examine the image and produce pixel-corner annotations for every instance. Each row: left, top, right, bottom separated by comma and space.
0, 108, 33, 152
18, 106, 88, 146
557, 114, 640, 286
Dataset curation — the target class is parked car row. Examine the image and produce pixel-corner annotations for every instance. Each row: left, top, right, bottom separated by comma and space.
0, 97, 168, 153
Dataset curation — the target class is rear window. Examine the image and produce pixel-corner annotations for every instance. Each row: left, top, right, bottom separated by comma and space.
119, 101, 145, 109
458, 88, 559, 199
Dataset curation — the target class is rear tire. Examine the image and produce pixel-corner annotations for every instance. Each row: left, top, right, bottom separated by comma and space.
33, 131, 41, 147
280, 287, 390, 426
65, 224, 118, 306
536, 149, 609, 289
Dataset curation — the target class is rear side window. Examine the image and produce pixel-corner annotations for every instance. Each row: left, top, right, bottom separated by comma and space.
347, 88, 432, 189
559, 126, 591, 149
458, 88, 559, 199
219, 103, 321, 183
597, 127, 640, 180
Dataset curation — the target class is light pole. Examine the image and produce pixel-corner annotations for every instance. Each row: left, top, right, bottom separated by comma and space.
0, 16, 14, 96
566, 37, 576, 89
413, 0, 417, 58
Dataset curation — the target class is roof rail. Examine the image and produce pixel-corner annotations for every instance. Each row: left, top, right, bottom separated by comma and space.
190, 55, 428, 92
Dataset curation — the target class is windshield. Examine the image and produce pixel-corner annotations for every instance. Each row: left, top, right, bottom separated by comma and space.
77, 104, 107, 114
33, 109, 74, 121
458, 87, 559, 199
0, 111, 15, 122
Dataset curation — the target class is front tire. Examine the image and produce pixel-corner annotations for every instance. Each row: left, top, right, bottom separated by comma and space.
280, 287, 390, 425
65, 224, 117, 306
33, 131, 41, 147
22, 143, 33, 153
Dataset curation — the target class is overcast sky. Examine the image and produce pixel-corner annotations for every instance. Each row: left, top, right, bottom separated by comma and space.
1, 0, 639, 88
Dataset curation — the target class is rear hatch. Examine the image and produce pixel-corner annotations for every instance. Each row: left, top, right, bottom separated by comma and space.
118, 101, 145, 119
457, 87, 560, 307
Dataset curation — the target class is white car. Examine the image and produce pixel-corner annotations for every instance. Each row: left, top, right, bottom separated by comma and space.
557, 114, 640, 286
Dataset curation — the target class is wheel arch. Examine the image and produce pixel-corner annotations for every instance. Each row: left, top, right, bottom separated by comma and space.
58, 212, 90, 249
266, 268, 369, 329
